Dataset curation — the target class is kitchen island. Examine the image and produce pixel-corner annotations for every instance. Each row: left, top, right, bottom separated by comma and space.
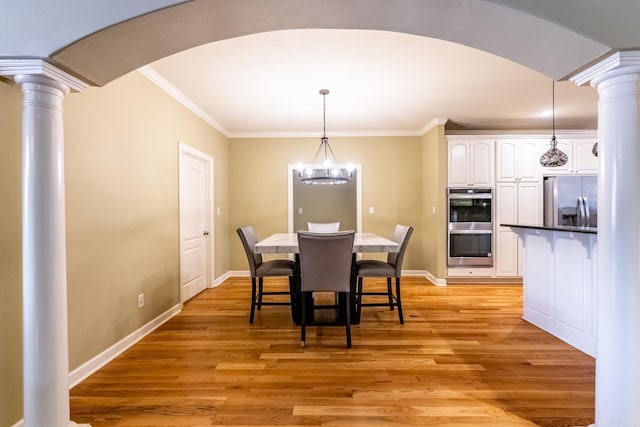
503, 223, 597, 357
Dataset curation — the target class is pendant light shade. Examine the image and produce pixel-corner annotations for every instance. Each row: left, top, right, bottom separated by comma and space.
299, 89, 352, 185
540, 81, 568, 167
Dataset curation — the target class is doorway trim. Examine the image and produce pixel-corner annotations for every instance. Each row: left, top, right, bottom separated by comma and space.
178, 142, 215, 304
287, 163, 362, 233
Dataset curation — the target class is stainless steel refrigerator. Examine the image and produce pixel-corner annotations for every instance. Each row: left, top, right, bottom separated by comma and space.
543, 175, 598, 227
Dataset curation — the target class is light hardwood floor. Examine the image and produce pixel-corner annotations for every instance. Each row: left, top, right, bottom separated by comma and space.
70, 277, 595, 426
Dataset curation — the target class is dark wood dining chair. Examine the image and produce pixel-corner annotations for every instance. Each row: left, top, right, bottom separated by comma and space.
355, 224, 413, 324
297, 230, 355, 348
236, 226, 295, 324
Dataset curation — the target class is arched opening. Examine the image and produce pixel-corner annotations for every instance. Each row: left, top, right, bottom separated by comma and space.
50, 0, 610, 86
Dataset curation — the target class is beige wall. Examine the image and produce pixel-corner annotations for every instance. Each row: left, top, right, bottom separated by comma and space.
229, 136, 425, 270
422, 124, 448, 279
0, 71, 229, 426
0, 81, 24, 426
1, 72, 448, 427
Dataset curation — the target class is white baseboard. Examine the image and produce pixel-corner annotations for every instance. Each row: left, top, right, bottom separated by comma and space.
11, 419, 90, 427
424, 270, 447, 286
403, 269, 447, 286
401, 269, 425, 276
10, 304, 182, 427
212, 271, 232, 287
228, 269, 447, 286
227, 270, 250, 277
68, 303, 182, 388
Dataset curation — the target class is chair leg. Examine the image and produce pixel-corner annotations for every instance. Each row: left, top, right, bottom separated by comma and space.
300, 292, 306, 348
257, 277, 264, 309
249, 277, 257, 324
345, 292, 352, 348
387, 277, 394, 311
395, 277, 404, 324
356, 277, 363, 312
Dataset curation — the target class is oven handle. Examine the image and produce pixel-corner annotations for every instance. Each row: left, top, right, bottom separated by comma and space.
449, 229, 493, 235
448, 194, 493, 200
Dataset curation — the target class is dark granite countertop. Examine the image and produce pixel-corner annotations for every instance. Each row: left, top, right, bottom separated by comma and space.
501, 223, 597, 235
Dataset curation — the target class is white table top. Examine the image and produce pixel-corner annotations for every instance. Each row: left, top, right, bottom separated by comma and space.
255, 232, 399, 254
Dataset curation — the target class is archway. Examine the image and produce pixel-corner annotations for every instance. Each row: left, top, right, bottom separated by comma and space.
49, 0, 609, 86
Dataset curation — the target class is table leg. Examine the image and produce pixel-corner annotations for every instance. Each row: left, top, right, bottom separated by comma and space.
349, 253, 361, 324
291, 254, 301, 324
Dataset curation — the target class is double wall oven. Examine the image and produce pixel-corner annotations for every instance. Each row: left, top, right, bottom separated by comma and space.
447, 188, 493, 267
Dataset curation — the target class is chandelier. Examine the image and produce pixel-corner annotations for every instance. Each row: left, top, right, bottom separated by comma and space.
299, 89, 352, 185
539, 80, 568, 167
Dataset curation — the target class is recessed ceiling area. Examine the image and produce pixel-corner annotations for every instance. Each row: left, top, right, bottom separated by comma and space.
147, 29, 598, 137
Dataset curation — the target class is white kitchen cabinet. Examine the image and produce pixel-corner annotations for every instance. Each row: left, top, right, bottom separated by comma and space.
446, 267, 496, 277
447, 139, 494, 187
495, 181, 542, 276
574, 139, 599, 173
496, 139, 542, 182
541, 138, 599, 174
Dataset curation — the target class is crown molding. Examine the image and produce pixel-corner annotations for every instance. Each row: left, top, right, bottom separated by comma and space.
445, 129, 597, 139
419, 117, 449, 135
138, 65, 230, 137
228, 130, 425, 139
0, 58, 88, 92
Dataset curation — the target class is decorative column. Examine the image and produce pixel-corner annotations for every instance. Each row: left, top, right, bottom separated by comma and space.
0, 61, 88, 427
572, 51, 640, 426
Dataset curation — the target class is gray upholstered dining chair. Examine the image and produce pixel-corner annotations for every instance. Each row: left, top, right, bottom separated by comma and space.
307, 222, 340, 232
297, 230, 355, 348
236, 226, 295, 324
355, 224, 413, 324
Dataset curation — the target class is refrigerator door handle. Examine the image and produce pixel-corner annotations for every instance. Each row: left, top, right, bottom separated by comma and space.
583, 196, 591, 227
577, 196, 586, 227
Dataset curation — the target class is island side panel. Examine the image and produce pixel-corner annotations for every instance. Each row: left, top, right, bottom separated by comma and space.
514, 226, 597, 357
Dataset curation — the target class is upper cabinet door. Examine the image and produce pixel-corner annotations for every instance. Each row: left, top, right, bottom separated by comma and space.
448, 141, 470, 187
540, 139, 599, 174
574, 139, 599, 174
496, 139, 542, 181
448, 139, 494, 187
517, 140, 543, 180
541, 138, 573, 173
470, 140, 495, 186
496, 140, 518, 181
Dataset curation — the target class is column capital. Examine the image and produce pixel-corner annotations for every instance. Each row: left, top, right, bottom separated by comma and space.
571, 50, 640, 87
0, 58, 88, 92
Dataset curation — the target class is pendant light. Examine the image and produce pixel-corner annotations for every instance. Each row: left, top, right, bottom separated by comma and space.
299, 89, 352, 185
539, 81, 568, 167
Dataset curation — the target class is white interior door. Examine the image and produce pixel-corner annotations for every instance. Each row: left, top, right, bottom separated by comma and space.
179, 143, 213, 303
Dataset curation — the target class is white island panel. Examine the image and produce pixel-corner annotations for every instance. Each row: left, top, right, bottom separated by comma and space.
522, 233, 553, 319
509, 225, 597, 357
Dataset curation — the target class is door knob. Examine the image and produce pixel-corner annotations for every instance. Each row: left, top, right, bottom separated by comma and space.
203, 231, 209, 236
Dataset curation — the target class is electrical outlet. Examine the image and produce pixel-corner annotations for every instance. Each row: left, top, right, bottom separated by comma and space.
137, 293, 144, 308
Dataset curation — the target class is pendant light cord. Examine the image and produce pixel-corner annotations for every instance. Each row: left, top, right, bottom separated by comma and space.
322, 91, 327, 139
552, 80, 556, 138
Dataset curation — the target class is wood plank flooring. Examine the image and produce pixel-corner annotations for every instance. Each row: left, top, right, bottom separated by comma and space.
70, 277, 595, 426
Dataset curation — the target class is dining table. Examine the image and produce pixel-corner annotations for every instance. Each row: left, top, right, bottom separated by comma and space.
255, 232, 399, 325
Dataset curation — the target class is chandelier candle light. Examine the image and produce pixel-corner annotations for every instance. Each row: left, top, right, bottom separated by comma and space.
539, 80, 568, 168
299, 89, 352, 185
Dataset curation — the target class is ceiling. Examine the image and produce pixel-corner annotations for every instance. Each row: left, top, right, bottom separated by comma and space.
146, 28, 598, 138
